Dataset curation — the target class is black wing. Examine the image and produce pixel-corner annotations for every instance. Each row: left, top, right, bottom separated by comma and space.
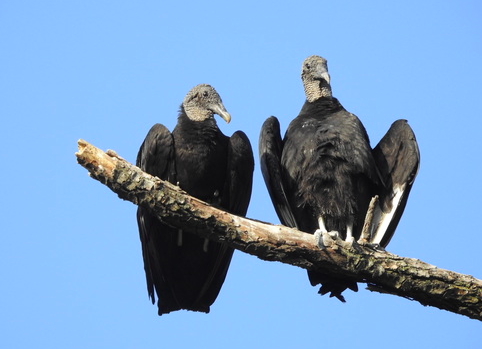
224, 131, 255, 215
136, 123, 175, 180
371, 119, 420, 247
191, 130, 255, 310
259, 116, 298, 228
136, 124, 175, 305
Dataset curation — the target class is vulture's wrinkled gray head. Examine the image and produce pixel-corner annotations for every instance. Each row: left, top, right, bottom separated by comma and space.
301, 55, 332, 102
182, 84, 231, 123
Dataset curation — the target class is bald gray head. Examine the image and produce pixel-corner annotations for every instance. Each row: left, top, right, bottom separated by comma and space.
301, 55, 332, 102
182, 84, 231, 123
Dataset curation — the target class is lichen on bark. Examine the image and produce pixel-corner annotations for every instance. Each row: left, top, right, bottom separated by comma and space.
76, 139, 482, 321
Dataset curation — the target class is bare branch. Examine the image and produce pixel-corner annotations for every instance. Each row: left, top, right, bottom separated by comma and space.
76, 139, 482, 321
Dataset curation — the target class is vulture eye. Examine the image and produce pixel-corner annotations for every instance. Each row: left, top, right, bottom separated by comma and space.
203, 91, 209, 97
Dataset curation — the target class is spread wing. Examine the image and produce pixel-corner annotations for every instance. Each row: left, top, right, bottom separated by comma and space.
259, 116, 298, 228
370, 119, 420, 247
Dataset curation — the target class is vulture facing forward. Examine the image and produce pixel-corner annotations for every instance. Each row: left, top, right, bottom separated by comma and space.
137, 84, 254, 315
259, 56, 419, 301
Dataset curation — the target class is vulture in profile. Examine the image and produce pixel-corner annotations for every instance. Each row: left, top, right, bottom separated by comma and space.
259, 55, 419, 301
137, 84, 254, 315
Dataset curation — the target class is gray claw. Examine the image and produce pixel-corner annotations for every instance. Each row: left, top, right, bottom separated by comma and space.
314, 230, 340, 249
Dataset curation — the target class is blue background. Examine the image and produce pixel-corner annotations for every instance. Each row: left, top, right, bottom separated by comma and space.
1, 1, 481, 348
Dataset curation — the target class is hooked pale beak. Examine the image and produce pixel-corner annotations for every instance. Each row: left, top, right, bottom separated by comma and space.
211, 103, 231, 123
314, 64, 331, 84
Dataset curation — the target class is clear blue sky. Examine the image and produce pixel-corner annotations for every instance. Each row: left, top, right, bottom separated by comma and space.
1, 1, 481, 348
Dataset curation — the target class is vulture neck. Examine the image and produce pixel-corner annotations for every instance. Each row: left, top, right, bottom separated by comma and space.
303, 80, 332, 103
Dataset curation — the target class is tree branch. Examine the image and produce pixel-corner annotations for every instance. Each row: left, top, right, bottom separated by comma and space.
75, 139, 482, 321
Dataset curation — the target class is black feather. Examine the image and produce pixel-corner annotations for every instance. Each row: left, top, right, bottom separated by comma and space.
137, 91, 254, 315
259, 56, 419, 302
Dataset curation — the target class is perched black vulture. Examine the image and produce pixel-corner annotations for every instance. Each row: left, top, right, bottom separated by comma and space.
137, 84, 254, 315
259, 55, 419, 301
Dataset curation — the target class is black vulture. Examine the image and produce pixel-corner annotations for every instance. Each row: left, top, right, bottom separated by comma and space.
259, 55, 419, 301
137, 84, 254, 315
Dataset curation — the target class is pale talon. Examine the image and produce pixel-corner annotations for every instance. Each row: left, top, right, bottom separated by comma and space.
345, 236, 355, 245
327, 231, 341, 240
323, 231, 337, 247
314, 229, 323, 249
314, 229, 341, 249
